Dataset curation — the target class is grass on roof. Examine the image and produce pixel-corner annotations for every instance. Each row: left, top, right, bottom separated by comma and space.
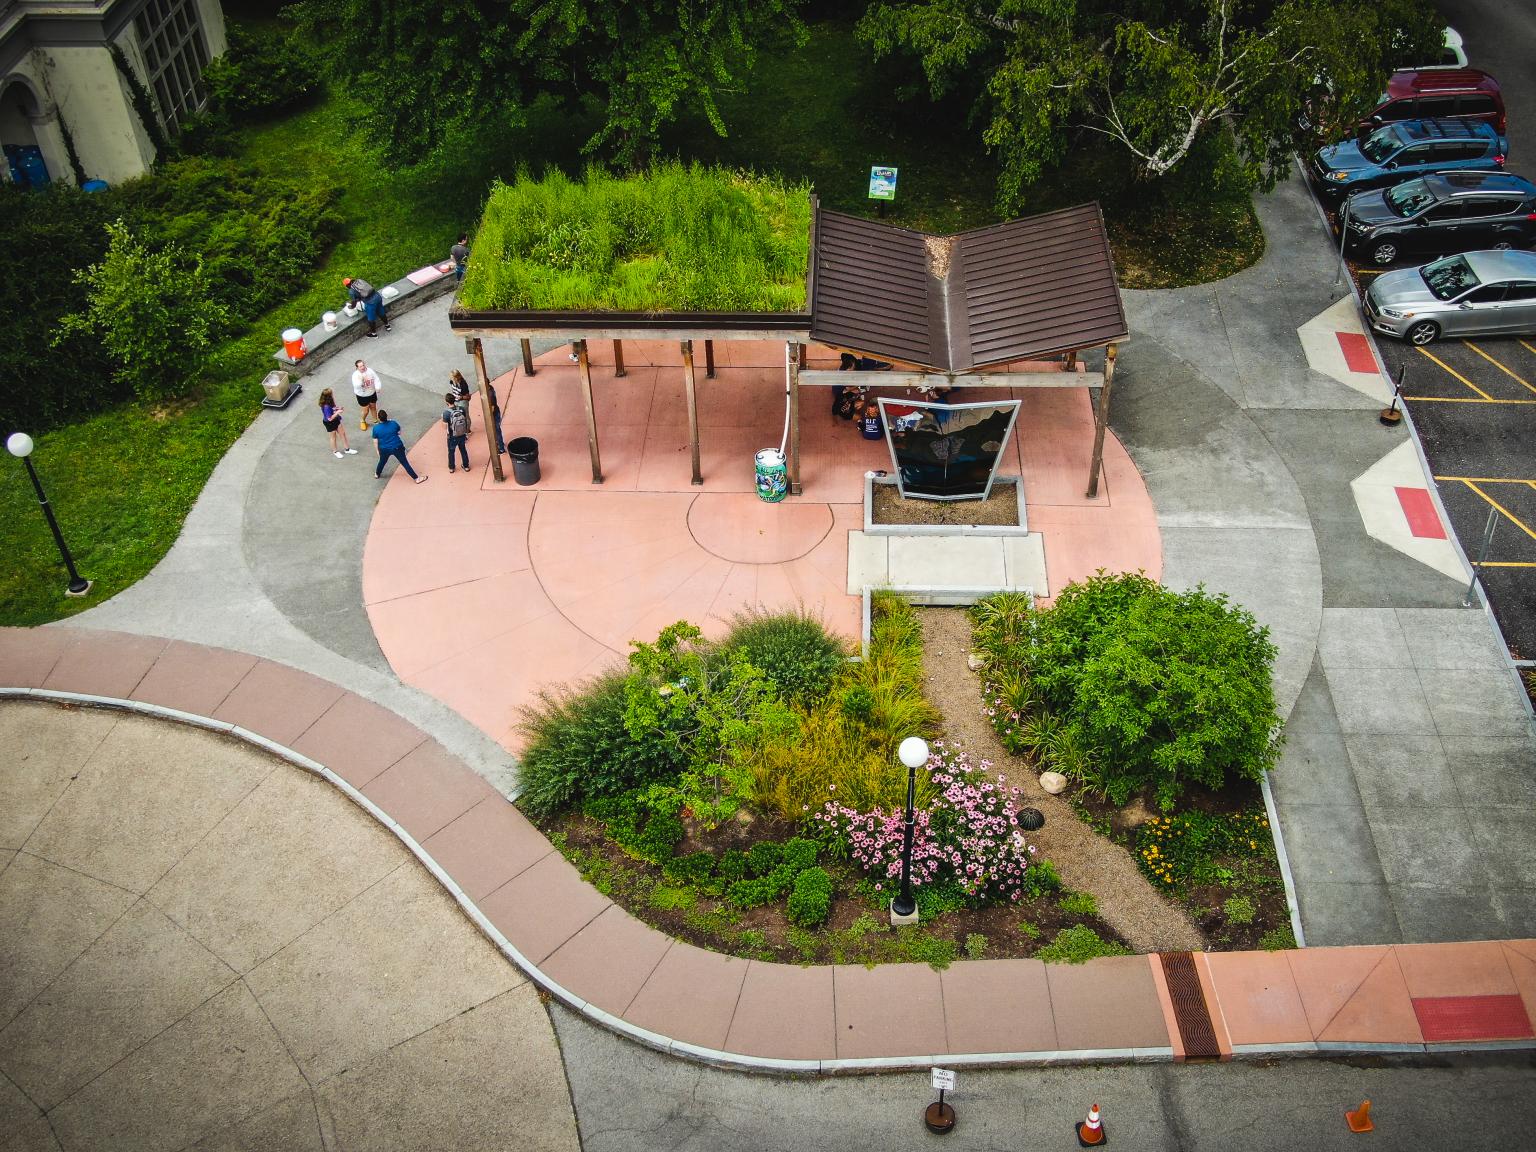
458, 162, 812, 314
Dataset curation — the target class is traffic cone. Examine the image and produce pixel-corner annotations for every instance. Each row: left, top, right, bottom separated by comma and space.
1076, 1103, 1106, 1147
1346, 1100, 1374, 1133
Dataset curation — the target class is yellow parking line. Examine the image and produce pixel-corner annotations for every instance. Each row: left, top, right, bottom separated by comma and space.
1415, 346, 1493, 399
1461, 480, 1536, 543
1403, 396, 1536, 404
1434, 476, 1536, 484
1476, 561, 1536, 568
1463, 342, 1536, 396
1521, 340, 1536, 358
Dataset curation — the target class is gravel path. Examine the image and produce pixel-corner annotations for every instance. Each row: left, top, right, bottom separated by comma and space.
919, 607, 1205, 954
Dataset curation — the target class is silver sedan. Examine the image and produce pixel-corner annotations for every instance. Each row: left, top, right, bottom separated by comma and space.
1363, 250, 1536, 345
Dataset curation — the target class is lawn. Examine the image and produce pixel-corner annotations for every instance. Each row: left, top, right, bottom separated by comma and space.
0, 16, 1262, 627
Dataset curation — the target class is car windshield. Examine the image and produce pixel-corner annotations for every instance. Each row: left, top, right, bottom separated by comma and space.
1421, 255, 1481, 300
1385, 180, 1435, 216
1360, 127, 1402, 164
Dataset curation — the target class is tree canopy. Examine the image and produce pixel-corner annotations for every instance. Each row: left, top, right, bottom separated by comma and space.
290, 0, 808, 167
857, 0, 1442, 210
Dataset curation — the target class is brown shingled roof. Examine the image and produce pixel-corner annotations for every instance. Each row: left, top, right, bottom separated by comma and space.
809, 202, 1126, 372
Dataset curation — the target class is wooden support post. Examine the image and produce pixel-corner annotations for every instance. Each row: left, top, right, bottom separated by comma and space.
1063, 349, 1078, 372
576, 339, 602, 483
612, 339, 626, 378
704, 338, 716, 378
1086, 344, 1116, 499
681, 340, 703, 485
471, 338, 505, 483
797, 343, 807, 369
787, 341, 802, 495
520, 338, 536, 376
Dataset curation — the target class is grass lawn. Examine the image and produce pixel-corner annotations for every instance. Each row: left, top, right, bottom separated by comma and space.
0, 16, 1261, 627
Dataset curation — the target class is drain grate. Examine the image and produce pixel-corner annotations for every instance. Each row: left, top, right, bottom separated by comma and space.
1160, 952, 1220, 1059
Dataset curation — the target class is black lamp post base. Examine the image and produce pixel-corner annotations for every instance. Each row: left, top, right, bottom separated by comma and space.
65, 579, 92, 598
890, 899, 919, 926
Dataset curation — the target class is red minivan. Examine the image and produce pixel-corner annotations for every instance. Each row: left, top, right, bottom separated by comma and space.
1360, 69, 1506, 137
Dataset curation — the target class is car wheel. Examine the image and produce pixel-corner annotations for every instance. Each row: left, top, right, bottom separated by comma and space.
1372, 242, 1398, 265
1492, 239, 1514, 251
1407, 320, 1441, 346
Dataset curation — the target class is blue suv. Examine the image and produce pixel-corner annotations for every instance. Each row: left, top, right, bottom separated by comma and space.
1311, 118, 1507, 204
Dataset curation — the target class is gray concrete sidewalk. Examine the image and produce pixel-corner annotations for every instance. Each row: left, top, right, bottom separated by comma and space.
1114, 178, 1536, 944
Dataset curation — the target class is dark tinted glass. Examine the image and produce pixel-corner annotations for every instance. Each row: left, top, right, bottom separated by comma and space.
1459, 95, 1497, 116
1503, 283, 1536, 301
1426, 203, 1465, 221
1466, 285, 1508, 303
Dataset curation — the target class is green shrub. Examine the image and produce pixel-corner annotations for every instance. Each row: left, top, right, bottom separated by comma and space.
964, 933, 989, 960
896, 928, 958, 970
915, 880, 970, 919
746, 840, 783, 877
1035, 925, 1132, 964
1223, 895, 1256, 925
975, 574, 1282, 810
717, 850, 748, 885
727, 863, 797, 909
1259, 925, 1297, 951
517, 672, 686, 816
1058, 891, 1098, 917
721, 608, 847, 708
649, 885, 696, 911
584, 788, 685, 865
787, 867, 834, 927
206, 25, 324, 121
662, 851, 717, 888
1017, 920, 1042, 939
1021, 859, 1063, 899
781, 837, 818, 873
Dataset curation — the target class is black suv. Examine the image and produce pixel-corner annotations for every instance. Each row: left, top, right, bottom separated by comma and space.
1341, 171, 1536, 265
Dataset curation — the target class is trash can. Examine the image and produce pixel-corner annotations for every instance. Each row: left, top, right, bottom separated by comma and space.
282, 327, 306, 361
509, 437, 540, 485
322, 311, 339, 331
260, 370, 296, 406
754, 448, 787, 503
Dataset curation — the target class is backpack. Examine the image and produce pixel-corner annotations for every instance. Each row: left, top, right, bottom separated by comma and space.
447, 406, 470, 437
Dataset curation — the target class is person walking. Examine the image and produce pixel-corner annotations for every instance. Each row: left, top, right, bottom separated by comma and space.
443, 391, 471, 473
449, 370, 472, 422
351, 359, 381, 430
450, 233, 470, 283
318, 389, 358, 458
343, 276, 391, 337
371, 410, 426, 483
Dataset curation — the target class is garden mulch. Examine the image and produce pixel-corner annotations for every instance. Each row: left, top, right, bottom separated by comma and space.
871, 484, 1021, 527
917, 607, 1205, 954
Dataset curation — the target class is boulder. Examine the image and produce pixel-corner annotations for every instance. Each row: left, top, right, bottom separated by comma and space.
1038, 771, 1068, 795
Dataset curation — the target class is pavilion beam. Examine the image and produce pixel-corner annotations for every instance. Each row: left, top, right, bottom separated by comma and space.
681, 340, 703, 485
787, 340, 802, 495
576, 339, 603, 483
612, 339, 626, 378
520, 338, 536, 376
704, 339, 716, 378
471, 338, 505, 484
796, 370, 1105, 390
1086, 343, 1116, 499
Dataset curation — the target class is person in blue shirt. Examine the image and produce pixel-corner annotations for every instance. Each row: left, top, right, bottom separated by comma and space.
370, 410, 427, 483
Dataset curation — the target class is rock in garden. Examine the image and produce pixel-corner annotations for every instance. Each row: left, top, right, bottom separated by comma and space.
967, 653, 985, 671
1039, 771, 1068, 795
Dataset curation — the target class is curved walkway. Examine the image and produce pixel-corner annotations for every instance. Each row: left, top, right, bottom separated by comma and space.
4, 626, 1533, 1079
0, 695, 576, 1152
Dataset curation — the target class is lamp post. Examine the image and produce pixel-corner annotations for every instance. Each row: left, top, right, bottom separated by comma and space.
890, 735, 930, 925
7, 433, 91, 597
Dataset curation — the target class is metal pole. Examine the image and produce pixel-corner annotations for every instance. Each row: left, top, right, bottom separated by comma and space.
1333, 197, 1351, 288
1462, 507, 1498, 608
22, 456, 90, 595
892, 763, 918, 917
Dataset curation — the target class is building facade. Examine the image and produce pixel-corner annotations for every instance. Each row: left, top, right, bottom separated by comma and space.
0, 0, 226, 188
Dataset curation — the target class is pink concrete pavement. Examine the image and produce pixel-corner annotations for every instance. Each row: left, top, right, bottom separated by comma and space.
5, 625, 1532, 1071
364, 341, 1161, 753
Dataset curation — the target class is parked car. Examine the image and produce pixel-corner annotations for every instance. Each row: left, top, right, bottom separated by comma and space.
1360, 68, 1504, 137
1340, 171, 1536, 266
1362, 250, 1536, 345
1311, 119, 1507, 204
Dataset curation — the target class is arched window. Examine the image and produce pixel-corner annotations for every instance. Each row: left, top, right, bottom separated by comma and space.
133, 0, 210, 129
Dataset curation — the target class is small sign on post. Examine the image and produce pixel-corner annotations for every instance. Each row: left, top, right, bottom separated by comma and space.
868, 166, 899, 201
926, 1067, 957, 1134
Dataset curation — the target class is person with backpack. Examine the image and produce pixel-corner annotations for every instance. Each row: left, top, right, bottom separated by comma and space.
371, 410, 426, 483
443, 392, 471, 472
448, 370, 473, 429
343, 276, 391, 338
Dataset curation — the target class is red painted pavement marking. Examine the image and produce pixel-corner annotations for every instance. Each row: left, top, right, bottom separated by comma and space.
1395, 487, 1447, 539
1413, 995, 1534, 1042
1336, 331, 1378, 374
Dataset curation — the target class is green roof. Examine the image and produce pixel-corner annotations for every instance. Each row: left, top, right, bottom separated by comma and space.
457, 163, 812, 314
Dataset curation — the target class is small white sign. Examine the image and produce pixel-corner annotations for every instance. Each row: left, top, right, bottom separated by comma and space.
931, 1067, 956, 1092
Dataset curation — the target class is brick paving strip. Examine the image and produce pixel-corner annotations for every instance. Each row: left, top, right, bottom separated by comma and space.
5, 624, 1534, 1072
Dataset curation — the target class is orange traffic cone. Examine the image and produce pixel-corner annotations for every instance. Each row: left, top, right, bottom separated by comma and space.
1076, 1103, 1106, 1147
1346, 1100, 1374, 1133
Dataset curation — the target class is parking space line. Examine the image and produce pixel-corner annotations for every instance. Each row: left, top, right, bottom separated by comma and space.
1435, 476, 1536, 485
1521, 340, 1536, 359
1403, 396, 1536, 404
1459, 480, 1536, 543
1478, 561, 1536, 568
1414, 347, 1494, 399
1463, 342, 1536, 396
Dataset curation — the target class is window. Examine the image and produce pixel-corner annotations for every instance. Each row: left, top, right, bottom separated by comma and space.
1417, 96, 1459, 119
1466, 285, 1508, 304
1459, 95, 1497, 116
1503, 283, 1536, 302
1381, 99, 1417, 122
1433, 140, 1485, 162
1426, 203, 1465, 222
1462, 197, 1521, 218
133, 0, 210, 130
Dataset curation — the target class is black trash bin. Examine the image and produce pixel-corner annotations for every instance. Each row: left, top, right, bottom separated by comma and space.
508, 436, 540, 485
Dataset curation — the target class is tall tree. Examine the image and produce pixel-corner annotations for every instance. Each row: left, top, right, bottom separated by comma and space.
290, 0, 807, 167
858, 0, 1441, 210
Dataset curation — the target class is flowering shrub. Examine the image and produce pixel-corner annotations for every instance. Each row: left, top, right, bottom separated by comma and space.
1135, 808, 1271, 889
815, 745, 1038, 904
